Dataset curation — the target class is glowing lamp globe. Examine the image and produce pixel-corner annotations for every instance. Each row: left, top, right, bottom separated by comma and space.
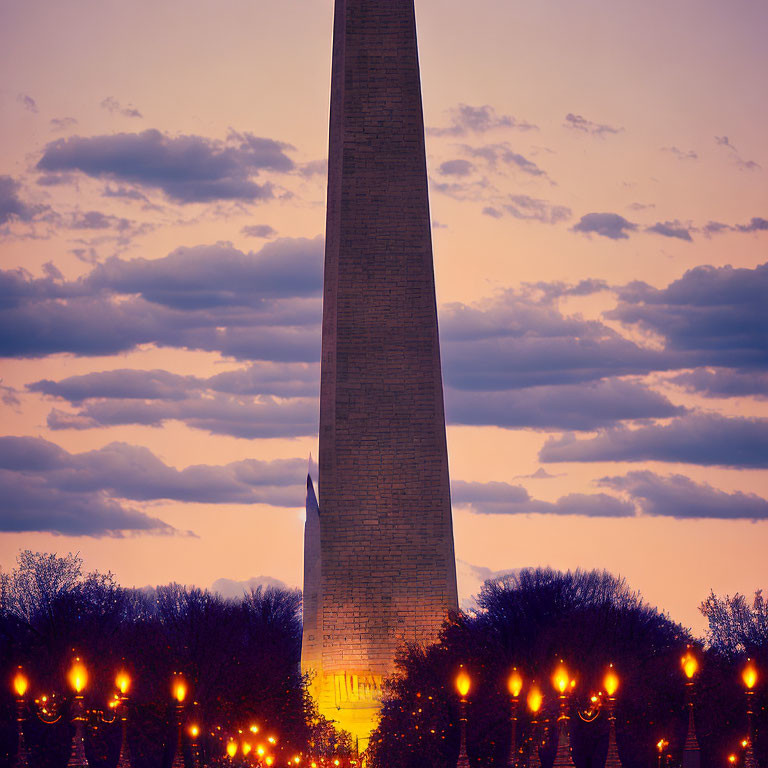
190, 725, 200, 738
604, 666, 620, 697
266, 758, 274, 767
242, 743, 252, 757
742, 661, 757, 690
456, 670, 471, 698
226, 742, 237, 759
552, 662, 570, 694
173, 679, 187, 703
508, 668, 523, 698
13, 671, 28, 698
69, 660, 88, 693
681, 651, 698, 680
527, 686, 543, 714
116, 672, 131, 695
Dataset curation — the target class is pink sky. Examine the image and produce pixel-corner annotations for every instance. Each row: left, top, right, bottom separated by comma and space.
1, 0, 766, 634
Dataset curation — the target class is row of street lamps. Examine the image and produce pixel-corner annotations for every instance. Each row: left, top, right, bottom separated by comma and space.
453, 652, 761, 768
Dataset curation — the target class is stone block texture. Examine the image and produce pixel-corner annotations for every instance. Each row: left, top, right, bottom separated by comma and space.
301, 0, 459, 748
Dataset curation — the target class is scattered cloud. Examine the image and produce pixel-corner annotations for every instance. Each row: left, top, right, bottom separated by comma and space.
662, 146, 698, 161
460, 143, 550, 179
100, 97, 143, 119
715, 136, 738, 152
445, 378, 684, 431
0, 176, 50, 225
37, 129, 295, 204
703, 217, 768, 236
438, 159, 475, 177
572, 212, 637, 239
714, 136, 760, 172
50, 117, 78, 132
452, 480, 634, 517
0, 437, 307, 516
646, 221, 693, 242
298, 159, 328, 178
0, 237, 323, 360
483, 195, 571, 224
540, 414, 768, 468
670, 368, 768, 400
429, 104, 537, 137
609, 262, 768, 370
241, 224, 277, 238
600, 471, 768, 520
17, 93, 38, 113
564, 113, 623, 137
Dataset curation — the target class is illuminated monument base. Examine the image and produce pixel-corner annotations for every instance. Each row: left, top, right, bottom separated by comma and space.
301, 0, 459, 751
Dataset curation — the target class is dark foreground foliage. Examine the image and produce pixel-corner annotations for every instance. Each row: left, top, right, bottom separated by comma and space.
0, 551, 348, 768
367, 569, 767, 768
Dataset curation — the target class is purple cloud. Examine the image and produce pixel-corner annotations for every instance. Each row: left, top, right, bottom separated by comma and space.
452, 480, 634, 517
37, 129, 294, 203
429, 104, 538, 136
646, 221, 693, 242
572, 212, 637, 239
600, 471, 768, 520
564, 113, 623, 137
540, 414, 768, 468
438, 159, 475, 177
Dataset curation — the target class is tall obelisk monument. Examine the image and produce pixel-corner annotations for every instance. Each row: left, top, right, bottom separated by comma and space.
301, 0, 459, 747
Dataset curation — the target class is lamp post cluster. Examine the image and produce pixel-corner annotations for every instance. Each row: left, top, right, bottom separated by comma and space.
451, 652, 762, 768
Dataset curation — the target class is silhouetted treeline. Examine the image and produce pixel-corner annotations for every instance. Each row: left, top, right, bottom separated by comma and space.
0, 552, 347, 768
367, 569, 767, 768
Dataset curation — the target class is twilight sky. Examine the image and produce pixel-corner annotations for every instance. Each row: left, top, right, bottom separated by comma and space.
1, 0, 766, 634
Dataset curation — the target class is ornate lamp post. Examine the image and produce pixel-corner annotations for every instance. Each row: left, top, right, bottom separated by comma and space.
12, 669, 30, 768
507, 668, 524, 768
603, 666, 621, 768
171, 676, 188, 768
681, 649, 701, 768
189, 726, 202, 768
741, 660, 758, 768
114, 672, 132, 768
525, 685, 543, 768
551, 662, 576, 768
67, 658, 89, 768
656, 739, 669, 768
455, 668, 471, 768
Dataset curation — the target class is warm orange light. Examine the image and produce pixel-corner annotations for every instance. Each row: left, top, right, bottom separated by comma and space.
333, 761, 339, 767
552, 662, 570, 694
508, 668, 523, 698
681, 651, 698, 680
257, 746, 266, 757
527, 685, 543, 714
742, 661, 758, 690
249, 724, 259, 734
13, 671, 28, 698
265, 758, 274, 767
728, 755, 737, 765
173, 679, 187, 703
455, 669, 471, 698
741, 739, 748, 748
116, 672, 131, 695
267, 736, 276, 745
242, 743, 252, 757
656, 739, 669, 753
69, 660, 88, 694
604, 666, 620, 697
189, 725, 200, 739
226, 741, 237, 759
293, 758, 300, 765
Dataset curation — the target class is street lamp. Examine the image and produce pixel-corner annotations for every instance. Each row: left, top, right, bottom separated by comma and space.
525, 685, 543, 768
603, 665, 621, 768
114, 672, 132, 768
67, 658, 90, 768
171, 675, 188, 768
455, 668, 471, 768
681, 649, 701, 768
551, 662, 575, 768
507, 668, 524, 768
226, 741, 237, 760
12, 669, 30, 768
189, 726, 202, 768
741, 660, 758, 768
